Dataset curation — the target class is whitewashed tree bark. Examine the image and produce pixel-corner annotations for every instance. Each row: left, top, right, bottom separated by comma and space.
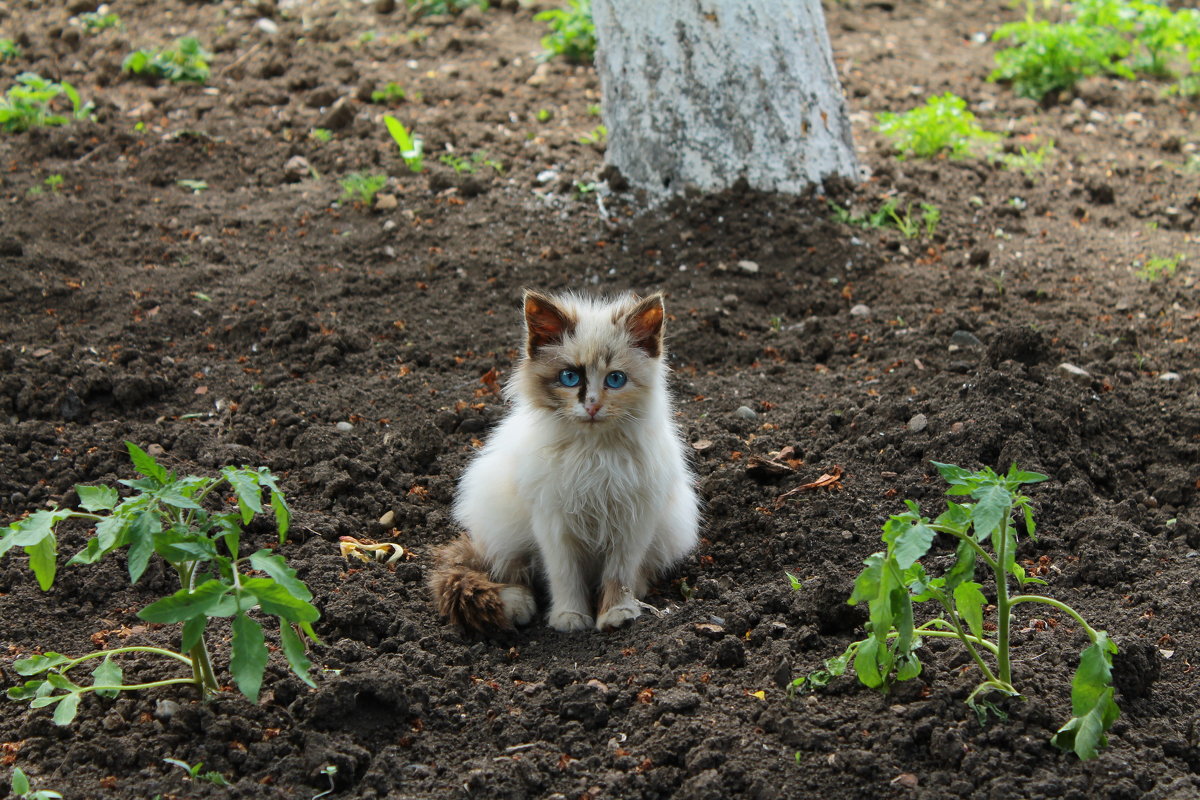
592, 0, 859, 198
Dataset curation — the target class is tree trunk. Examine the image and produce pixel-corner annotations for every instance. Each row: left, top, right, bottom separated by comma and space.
593, 0, 859, 198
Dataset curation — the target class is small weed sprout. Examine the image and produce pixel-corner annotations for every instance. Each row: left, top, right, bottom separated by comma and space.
830, 198, 939, 240
177, 179, 208, 194
440, 153, 473, 174
310, 127, 333, 143
1134, 254, 1182, 281
797, 463, 1119, 759
43, 174, 64, 193
407, 0, 488, 17
383, 115, 424, 173
313, 765, 338, 800
578, 124, 607, 145
371, 82, 407, 104
921, 203, 941, 237
78, 11, 123, 33
0, 39, 22, 61
163, 758, 230, 787
586, 103, 602, 116
340, 172, 388, 206
2, 443, 320, 725
536, 108, 553, 122
536, 0, 597, 63
123, 37, 212, 84
573, 180, 597, 198
8, 767, 61, 800
875, 93, 1000, 160
995, 140, 1056, 176
0, 73, 93, 133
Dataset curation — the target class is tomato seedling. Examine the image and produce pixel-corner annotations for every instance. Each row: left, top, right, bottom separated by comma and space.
800, 463, 1119, 759
1, 443, 319, 724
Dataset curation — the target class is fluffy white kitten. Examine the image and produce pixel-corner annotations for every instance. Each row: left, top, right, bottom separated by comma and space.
430, 290, 699, 632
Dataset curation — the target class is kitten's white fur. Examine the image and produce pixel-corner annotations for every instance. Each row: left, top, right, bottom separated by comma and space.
453, 292, 699, 631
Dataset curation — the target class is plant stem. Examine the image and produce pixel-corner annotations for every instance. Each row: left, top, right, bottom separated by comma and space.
85, 677, 197, 693
61, 646, 194, 671
189, 637, 219, 698
994, 510, 1014, 686
1008, 595, 1098, 640
931, 599, 1002, 684
930, 524, 999, 571
910, 624, 1001, 657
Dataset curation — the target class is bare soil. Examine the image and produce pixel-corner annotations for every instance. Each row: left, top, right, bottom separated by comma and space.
1, 1, 1199, 798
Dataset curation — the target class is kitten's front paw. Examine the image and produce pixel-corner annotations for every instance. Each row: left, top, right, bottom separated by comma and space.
548, 610, 594, 632
596, 601, 641, 631
499, 586, 537, 627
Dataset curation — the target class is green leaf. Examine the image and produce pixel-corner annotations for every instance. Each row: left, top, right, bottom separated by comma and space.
11, 766, 31, 795
1051, 632, 1120, 759
934, 501, 973, 533
853, 637, 885, 688
96, 514, 132, 552
891, 519, 936, 570
26, 535, 57, 591
156, 488, 202, 510
14, 652, 70, 675
241, 577, 320, 623
223, 468, 263, 524
931, 461, 973, 485
1007, 464, 1049, 486
52, 693, 80, 725
181, 613, 206, 654
1022, 501, 1037, 541
125, 441, 168, 485
126, 511, 160, 583
848, 553, 884, 606
896, 651, 922, 681
8, 680, 48, 700
943, 538, 978, 593
970, 484, 1010, 543
76, 485, 119, 511
784, 571, 803, 591
279, 622, 315, 687
230, 613, 267, 703
249, 550, 313, 602
270, 490, 291, 542
210, 592, 258, 617
953, 581, 986, 640
138, 579, 230, 623
91, 655, 123, 699
2, 509, 67, 551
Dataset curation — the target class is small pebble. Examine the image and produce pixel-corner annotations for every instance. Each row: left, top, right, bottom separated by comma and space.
255, 17, 279, 35
949, 330, 983, 348
378, 510, 395, 527
907, 413, 928, 433
849, 303, 871, 318
950, 422, 965, 434
536, 169, 559, 185
1159, 372, 1181, 382
737, 260, 760, 274
375, 193, 398, 210
1057, 363, 1092, 383
146, 443, 166, 457
734, 405, 757, 421
722, 294, 739, 307
335, 421, 354, 432
154, 699, 181, 722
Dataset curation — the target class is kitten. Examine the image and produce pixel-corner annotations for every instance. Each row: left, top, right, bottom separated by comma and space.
429, 290, 699, 632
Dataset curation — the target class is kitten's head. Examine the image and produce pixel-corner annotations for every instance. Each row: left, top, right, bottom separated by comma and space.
514, 290, 667, 427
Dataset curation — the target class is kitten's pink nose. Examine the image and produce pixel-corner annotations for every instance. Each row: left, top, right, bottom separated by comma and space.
585, 402, 601, 418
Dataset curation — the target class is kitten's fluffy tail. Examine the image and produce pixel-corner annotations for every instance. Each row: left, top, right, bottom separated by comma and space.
429, 534, 513, 632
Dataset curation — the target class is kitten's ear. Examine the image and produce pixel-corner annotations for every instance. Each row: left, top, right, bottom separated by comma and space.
626, 293, 665, 358
524, 290, 574, 354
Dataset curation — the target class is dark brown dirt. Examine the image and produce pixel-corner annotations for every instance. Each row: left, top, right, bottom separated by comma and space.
2, 1, 1199, 799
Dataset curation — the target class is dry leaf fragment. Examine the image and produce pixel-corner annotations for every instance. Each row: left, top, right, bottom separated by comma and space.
774, 465, 845, 507
338, 536, 404, 564
479, 366, 501, 394
745, 455, 797, 482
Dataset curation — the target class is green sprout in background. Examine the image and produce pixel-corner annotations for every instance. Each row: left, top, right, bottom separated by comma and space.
536, 0, 596, 63
123, 36, 212, 84
875, 93, 1001, 160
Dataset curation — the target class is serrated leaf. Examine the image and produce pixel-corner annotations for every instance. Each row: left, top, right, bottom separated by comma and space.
931, 461, 973, 485
76, 485, 119, 512
15, 653, 71, 675
2, 509, 66, 551
126, 511, 160, 583
125, 441, 168, 485
241, 577, 319, 623
954, 581, 986, 640
891, 520, 936, 569
224, 468, 263, 524
91, 655, 123, 699
971, 484, 1010, 543
230, 613, 267, 703
943, 538, 978, 593
68, 537, 103, 566
279, 622, 314, 687
156, 488, 202, 510
52, 693, 80, 725
1022, 501, 1037, 541
1007, 465, 1049, 486
934, 501, 973, 532
96, 514, 132, 552
249, 550, 312, 602
138, 579, 230, 623
181, 614, 206, 654
270, 490, 290, 542
26, 535, 58, 591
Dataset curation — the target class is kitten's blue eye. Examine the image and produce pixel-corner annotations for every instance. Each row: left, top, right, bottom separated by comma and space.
605, 371, 627, 389
558, 369, 581, 387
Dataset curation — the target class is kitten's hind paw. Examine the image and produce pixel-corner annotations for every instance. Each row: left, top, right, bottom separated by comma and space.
596, 601, 641, 631
548, 610, 594, 632
499, 585, 537, 626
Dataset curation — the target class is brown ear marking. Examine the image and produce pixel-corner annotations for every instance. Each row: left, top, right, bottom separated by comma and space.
627, 293, 665, 358
523, 290, 575, 355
